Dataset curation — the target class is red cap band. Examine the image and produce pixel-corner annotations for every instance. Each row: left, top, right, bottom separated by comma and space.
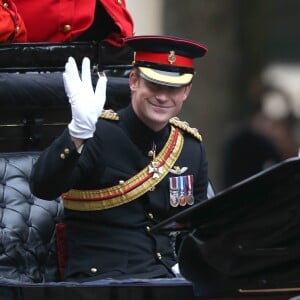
135, 51, 194, 68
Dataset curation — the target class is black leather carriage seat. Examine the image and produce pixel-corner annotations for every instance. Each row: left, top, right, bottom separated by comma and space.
0, 152, 64, 283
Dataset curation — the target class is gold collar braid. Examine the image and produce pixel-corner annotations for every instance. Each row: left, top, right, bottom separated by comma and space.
62, 126, 184, 211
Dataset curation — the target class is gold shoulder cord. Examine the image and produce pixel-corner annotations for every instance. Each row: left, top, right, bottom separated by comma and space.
99, 109, 120, 120
169, 117, 202, 141
62, 126, 184, 211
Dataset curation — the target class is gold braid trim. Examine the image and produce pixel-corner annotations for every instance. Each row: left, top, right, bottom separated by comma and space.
169, 117, 202, 141
99, 109, 120, 120
62, 126, 184, 211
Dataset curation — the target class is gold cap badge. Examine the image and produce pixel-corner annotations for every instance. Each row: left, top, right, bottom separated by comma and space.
168, 51, 176, 64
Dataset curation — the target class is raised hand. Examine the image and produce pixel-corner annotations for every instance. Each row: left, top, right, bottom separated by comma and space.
63, 57, 107, 139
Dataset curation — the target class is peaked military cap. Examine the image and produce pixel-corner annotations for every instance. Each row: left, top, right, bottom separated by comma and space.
125, 35, 208, 87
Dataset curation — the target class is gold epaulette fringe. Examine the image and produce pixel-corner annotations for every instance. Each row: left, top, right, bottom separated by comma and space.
169, 117, 202, 141
100, 109, 120, 120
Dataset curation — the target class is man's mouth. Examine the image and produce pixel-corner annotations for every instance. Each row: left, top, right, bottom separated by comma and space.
149, 101, 171, 109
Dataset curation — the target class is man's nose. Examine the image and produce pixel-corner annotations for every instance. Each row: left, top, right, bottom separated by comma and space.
155, 88, 169, 101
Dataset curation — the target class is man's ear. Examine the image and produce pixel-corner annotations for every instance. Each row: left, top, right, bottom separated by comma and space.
183, 84, 192, 100
129, 71, 139, 91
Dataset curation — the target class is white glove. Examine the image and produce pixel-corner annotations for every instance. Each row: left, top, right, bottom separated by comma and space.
63, 56, 107, 139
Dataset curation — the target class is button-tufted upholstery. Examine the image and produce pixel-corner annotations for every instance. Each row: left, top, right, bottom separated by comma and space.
0, 152, 64, 283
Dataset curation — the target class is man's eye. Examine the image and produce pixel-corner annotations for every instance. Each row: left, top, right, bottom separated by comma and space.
148, 82, 159, 89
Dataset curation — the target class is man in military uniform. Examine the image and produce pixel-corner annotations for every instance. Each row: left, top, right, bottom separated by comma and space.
30, 35, 209, 282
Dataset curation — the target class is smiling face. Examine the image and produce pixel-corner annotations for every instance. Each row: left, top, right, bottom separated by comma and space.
129, 69, 192, 132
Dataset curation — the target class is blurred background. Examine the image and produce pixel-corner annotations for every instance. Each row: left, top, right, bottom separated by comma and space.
127, 0, 300, 192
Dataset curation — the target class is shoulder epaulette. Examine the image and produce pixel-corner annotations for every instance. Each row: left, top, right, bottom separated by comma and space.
99, 109, 120, 121
169, 117, 202, 141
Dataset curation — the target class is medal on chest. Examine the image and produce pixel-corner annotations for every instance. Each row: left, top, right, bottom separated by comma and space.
148, 143, 163, 179
186, 174, 194, 205
169, 175, 194, 207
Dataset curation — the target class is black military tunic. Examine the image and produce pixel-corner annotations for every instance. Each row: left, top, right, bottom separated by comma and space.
30, 105, 208, 281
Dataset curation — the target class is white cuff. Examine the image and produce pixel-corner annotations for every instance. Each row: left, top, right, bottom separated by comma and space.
76, 143, 85, 154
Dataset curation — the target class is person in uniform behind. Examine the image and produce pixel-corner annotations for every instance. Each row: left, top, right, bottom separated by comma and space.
1, 0, 134, 63
30, 35, 209, 282
0, 0, 27, 42
3, 0, 134, 46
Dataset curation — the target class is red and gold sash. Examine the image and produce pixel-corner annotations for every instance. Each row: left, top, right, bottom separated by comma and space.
62, 126, 184, 211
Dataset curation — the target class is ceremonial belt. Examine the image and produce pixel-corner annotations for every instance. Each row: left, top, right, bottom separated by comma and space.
62, 126, 184, 211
